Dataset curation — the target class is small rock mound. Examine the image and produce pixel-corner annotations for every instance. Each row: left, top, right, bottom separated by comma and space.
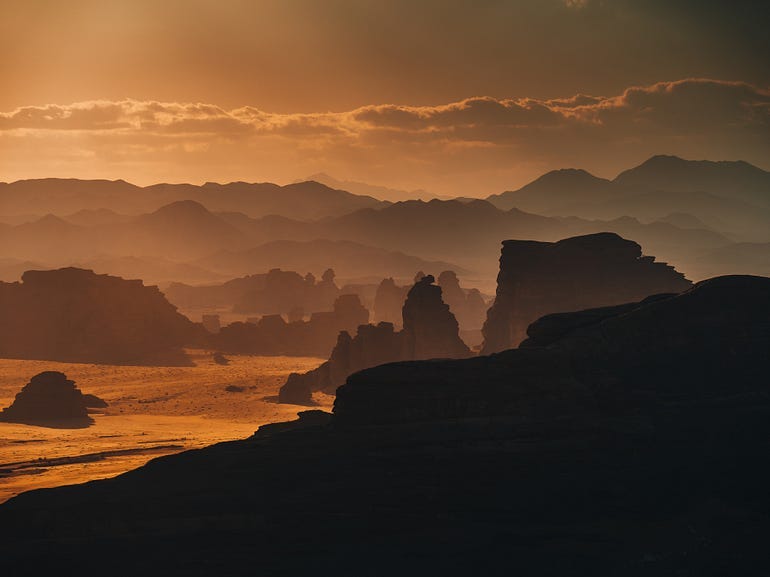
0, 371, 95, 428
81, 393, 109, 409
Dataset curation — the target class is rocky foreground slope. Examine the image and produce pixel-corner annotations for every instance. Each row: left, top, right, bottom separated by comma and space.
0, 275, 768, 576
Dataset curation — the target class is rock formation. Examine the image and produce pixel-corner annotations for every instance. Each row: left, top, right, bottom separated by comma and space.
335, 275, 769, 425
481, 232, 692, 353
3, 275, 769, 575
374, 272, 488, 334
279, 276, 471, 404
401, 275, 471, 360
166, 268, 342, 318
437, 270, 489, 331
373, 277, 408, 326
213, 294, 369, 358
0, 371, 95, 428
0, 268, 204, 365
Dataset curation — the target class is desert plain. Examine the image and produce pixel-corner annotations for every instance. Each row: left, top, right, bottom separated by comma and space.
0, 350, 328, 503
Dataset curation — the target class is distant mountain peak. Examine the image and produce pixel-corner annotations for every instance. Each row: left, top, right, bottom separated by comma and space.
531, 168, 609, 184
152, 199, 212, 216
619, 154, 767, 178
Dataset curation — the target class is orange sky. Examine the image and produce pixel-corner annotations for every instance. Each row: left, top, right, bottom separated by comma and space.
1, 0, 768, 195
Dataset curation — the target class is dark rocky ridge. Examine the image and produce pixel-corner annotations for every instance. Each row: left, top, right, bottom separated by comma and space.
336, 275, 769, 425
279, 275, 471, 404
0, 268, 205, 365
0, 371, 102, 428
1, 275, 768, 575
481, 232, 692, 353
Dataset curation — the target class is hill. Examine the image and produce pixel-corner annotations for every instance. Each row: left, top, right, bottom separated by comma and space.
0, 178, 386, 220
487, 156, 770, 241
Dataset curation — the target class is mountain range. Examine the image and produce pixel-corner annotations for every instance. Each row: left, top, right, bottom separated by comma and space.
487, 155, 770, 241
0, 178, 386, 220
1, 155, 768, 287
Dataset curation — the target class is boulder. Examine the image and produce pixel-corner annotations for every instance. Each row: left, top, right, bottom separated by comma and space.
0, 371, 94, 428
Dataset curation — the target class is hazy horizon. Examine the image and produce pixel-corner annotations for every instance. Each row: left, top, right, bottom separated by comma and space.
2, 0, 769, 195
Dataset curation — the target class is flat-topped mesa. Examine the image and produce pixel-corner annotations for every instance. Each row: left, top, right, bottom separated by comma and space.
0, 371, 101, 428
0, 268, 205, 365
278, 276, 470, 405
481, 232, 692, 354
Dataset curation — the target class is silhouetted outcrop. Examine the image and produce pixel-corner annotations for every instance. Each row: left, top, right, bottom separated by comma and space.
373, 272, 488, 334
0, 372, 94, 428
279, 277, 470, 404
373, 277, 408, 326
0, 268, 204, 364
481, 233, 692, 353
401, 276, 471, 360
3, 276, 769, 575
234, 268, 339, 315
336, 275, 769, 425
213, 294, 369, 358
166, 268, 342, 317
437, 270, 489, 330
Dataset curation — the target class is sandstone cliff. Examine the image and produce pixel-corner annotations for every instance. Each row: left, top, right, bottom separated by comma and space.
481, 232, 692, 353
0, 268, 204, 365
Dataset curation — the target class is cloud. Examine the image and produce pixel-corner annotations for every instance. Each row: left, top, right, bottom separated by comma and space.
0, 78, 768, 194
575, 79, 770, 132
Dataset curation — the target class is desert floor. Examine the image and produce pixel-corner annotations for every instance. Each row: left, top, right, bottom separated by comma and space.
0, 350, 328, 503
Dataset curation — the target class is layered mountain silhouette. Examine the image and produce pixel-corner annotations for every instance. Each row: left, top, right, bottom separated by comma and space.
0, 195, 745, 285
615, 155, 770, 208
488, 155, 770, 242
2, 275, 768, 575
0, 178, 386, 219
301, 172, 439, 202
1, 156, 767, 286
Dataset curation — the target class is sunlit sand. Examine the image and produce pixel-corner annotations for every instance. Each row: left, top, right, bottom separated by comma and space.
0, 350, 328, 503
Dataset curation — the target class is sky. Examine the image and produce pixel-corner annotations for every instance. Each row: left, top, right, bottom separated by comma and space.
1, 0, 768, 195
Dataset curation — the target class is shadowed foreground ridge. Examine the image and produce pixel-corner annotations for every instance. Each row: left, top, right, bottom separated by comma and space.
1, 275, 769, 576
